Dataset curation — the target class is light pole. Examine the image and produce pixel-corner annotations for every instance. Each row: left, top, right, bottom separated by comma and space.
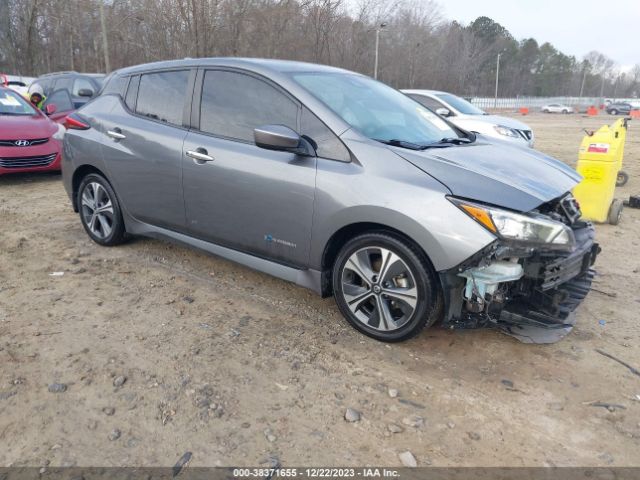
99, 1, 110, 73
494, 52, 502, 109
374, 22, 388, 80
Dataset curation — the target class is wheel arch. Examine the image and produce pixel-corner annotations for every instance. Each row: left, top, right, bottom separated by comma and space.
71, 164, 111, 212
319, 221, 443, 298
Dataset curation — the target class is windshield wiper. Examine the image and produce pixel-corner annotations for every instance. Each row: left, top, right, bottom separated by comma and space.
375, 139, 426, 151
421, 137, 472, 149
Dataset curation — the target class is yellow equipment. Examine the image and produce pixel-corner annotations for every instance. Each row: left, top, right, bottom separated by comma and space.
573, 118, 629, 225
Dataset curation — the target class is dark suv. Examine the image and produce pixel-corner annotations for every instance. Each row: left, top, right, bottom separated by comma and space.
606, 102, 633, 115
29, 71, 105, 109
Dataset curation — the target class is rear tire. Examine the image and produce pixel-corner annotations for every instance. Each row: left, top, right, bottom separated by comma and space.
610, 109, 618, 115
608, 199, 624, 225
332, 232, 441, 342
77, 173, 126, 246
616, 171, 629, 187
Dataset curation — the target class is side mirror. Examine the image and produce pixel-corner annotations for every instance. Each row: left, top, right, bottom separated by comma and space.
254, 124, 308, 153
435, 107, 451, 117
78, 88, 94, 97
45, 104, 57, 115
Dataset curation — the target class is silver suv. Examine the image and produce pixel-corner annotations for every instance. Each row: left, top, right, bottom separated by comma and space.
62, 58, 598, 343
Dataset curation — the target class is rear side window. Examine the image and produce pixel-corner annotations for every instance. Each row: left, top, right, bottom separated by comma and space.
199, 70, 298, 142
135, 70, 189, 126
101, 74, 128, 97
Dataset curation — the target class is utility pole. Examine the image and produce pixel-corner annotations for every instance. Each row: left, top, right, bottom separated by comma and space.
494, 52, 502, 109
99, 1, 111, 73
374, 22, 387, 80
579, 66, 587, 98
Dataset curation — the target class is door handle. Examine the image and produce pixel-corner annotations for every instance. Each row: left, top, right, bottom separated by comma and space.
107, 128, 126, 140
186, 148, 214, 164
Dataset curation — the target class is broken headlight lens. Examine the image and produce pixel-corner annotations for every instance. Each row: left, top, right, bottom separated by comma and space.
450, 198, 576, 250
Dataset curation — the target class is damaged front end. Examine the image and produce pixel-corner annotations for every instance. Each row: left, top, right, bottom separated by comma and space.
441, 194, 600, 344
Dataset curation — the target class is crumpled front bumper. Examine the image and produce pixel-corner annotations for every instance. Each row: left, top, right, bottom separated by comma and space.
441, 222, 600, 343
497, 224, 599, 343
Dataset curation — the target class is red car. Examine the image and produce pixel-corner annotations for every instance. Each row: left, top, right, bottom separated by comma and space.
0, 86, 65, 175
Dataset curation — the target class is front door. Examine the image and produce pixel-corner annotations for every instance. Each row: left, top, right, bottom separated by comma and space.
182, 69, 316, 268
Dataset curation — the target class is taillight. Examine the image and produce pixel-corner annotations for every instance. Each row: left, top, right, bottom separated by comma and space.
64, 113, 90, 130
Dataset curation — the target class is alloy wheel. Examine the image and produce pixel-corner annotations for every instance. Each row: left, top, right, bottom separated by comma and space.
81, 182, 114, 239
340, 246, 418, 332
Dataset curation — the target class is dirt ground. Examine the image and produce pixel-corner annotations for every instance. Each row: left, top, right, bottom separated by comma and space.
1, 113, 639, 469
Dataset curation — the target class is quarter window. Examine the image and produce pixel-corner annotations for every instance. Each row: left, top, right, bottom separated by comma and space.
135, 70, 189, 126
408, 94, 445, 111
125, 75, 140, 110
199, 70, 298, 142
300, 107, 350, 162
101, 74, 128, 97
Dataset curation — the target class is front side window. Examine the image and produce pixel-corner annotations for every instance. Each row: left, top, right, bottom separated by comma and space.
292, 72, 458, 145
136, 70, 189, 126
72, 77, 97, 97
199, 70, 298, 142
45, 90, 74, 112
0, 89, 37, 116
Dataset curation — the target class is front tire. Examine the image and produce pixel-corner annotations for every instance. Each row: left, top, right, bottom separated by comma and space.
77, 173, 126, 246
332, 232, 440, 342
610, 109, 618, 115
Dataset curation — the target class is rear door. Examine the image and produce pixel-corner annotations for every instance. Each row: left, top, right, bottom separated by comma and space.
99, 69, 194, 231
182, 68, 317, 267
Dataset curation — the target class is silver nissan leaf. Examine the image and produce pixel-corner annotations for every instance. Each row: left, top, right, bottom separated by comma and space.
61, 58, 599, 343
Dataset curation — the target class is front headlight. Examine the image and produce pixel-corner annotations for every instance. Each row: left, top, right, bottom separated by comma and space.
494, 125, 520, 138
450, 198, 575, 250
52, 123, 66, 141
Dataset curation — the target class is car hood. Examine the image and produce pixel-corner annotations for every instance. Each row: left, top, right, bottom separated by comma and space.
394, 140, 581, 212
0, 113, 55, 139
454, 114, 531, 130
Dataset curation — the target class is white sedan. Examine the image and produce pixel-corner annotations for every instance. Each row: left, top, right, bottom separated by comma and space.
541, 103, 574, 114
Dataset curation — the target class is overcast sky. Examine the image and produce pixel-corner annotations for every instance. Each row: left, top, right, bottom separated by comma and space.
439, 0, 639, 69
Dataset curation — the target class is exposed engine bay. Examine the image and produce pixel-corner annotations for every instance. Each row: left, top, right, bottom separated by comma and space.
441, 193, 600, 343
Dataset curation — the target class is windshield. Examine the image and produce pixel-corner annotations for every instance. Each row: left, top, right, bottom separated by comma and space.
291, 72, 458, 145
435, 93, 486, 115
0, 89, 37, 116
